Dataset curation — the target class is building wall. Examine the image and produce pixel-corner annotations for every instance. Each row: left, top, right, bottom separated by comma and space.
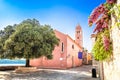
43, 30, 67, 69
30, 30, 67, 69
30, 28, 83, 69
103, 1, 120, 80
30, 57, 43, 67
66, 36, 82, 68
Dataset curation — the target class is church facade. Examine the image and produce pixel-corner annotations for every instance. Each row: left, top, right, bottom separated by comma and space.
30, 24, 83, 69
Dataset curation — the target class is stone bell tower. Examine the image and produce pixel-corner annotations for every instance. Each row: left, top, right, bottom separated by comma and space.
75, 24, 83, 47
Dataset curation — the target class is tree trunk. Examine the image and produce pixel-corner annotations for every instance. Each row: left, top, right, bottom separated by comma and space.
25, 59, 30, 67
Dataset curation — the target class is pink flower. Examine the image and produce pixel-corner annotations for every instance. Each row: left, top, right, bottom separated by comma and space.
103, 36, 110, 51
106, 0, 116, 4
102, 22, 108, 28
88, 4, 105, 26
93, 21, 103, 33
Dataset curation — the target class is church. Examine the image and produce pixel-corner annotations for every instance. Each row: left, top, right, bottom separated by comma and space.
30, 24, 83, 69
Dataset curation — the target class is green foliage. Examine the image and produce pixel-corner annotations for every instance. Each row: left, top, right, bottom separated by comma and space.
0, 19, 59, 60
92, 29, 112, 61
0, 25, 15, 58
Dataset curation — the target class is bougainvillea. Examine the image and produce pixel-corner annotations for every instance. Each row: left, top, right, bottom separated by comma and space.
88, 4, 105, 26
102, 35, 110, 51
89, 0, 116, 61
106, 0, 116, 4
92, 29, 112, 61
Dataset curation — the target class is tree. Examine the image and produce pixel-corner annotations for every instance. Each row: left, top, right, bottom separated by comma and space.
0, 25, 15, 58
1, 19, 59, 67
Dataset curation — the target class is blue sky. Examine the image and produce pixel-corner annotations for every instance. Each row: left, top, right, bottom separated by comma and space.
0, 0, 106, 52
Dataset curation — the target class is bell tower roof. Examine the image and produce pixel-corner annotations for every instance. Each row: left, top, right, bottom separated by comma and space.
76, 24, 81, 29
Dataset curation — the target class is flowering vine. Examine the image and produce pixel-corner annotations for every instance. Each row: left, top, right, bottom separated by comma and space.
89, 0, 116, 61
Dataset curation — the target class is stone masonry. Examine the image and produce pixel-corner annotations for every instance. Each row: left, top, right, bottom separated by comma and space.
102, 0, 120, 80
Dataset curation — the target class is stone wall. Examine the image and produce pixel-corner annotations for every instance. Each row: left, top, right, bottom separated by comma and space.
103, 23, 120, 80
103, 0, 120, 80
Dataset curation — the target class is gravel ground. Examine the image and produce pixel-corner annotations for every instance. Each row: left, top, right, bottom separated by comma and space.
0, 65, 100, 80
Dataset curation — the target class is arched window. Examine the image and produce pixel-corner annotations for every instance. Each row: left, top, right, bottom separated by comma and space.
61, 42, 64, 52
72, 44, 74, 49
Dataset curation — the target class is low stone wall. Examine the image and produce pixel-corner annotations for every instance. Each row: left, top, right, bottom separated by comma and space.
15, 67, 37, 73
0, 66, 18, 71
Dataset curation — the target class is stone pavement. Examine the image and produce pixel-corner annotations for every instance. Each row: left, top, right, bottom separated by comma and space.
0, 65, 100, 80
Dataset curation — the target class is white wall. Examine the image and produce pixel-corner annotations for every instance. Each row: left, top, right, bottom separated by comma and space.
103, 1, 120, 80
